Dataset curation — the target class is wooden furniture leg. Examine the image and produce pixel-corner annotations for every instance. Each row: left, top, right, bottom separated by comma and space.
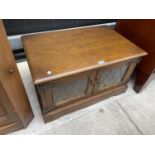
134, 65, 155, 92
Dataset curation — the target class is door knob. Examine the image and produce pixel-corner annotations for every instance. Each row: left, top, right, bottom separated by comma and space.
9, 68, 14, 73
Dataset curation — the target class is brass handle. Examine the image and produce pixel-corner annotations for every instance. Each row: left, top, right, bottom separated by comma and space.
9, 68, 14, 73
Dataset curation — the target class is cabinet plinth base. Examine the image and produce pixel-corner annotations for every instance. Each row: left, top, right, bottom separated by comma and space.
43, 84, 127, 123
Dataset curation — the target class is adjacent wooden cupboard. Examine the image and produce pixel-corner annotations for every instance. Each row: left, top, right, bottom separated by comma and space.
116, 19, 155, 92
0, 20, 34, 134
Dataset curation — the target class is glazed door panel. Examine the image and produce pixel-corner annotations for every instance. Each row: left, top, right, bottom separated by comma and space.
0, 103, 10, 127
38, 71, 96, 112
94, 63, 130, 93
52, 78, 88, 105
0, 82, 20, 127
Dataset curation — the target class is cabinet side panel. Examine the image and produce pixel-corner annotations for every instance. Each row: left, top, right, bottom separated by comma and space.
0, 20, 34, 127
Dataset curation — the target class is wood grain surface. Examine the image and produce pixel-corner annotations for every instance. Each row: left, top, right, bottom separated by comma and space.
115, 19, 155, 92
0, 20, 34, 134
22, 26, 147, 85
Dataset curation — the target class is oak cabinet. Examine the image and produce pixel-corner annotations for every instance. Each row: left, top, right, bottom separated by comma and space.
36, 60, 138, 121
23, 26, 147, 123
0, 20, 34, 134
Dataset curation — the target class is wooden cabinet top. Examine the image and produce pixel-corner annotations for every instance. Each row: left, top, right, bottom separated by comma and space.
22, 26, 147, 85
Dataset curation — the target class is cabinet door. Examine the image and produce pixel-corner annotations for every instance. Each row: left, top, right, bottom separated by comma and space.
0, 83, 20, 127
93, 62, 134, 93
0, 103, 9, 127
38, 71, 96, 112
